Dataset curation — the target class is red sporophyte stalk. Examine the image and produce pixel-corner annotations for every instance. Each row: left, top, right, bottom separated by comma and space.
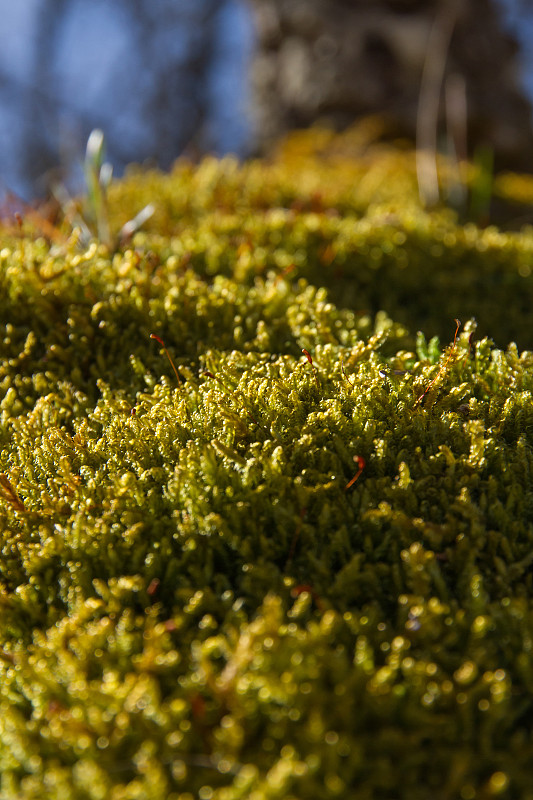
274, 262, 296, 286
150, 333, 182, 387
190, 692, 206, 722
302, 348, 320, 389
345, 455, 366, 491
291, 584, 324, 611
414, 318, 461, 408
0, 473, 25, 512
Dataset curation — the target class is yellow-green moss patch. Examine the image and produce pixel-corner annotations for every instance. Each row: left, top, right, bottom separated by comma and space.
1, 127, 533, 798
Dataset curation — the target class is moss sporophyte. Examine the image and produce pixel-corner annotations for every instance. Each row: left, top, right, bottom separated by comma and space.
1, 124, 533, 798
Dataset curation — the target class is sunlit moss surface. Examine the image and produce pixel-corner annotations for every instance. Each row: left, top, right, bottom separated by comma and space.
1, 126, 533, 798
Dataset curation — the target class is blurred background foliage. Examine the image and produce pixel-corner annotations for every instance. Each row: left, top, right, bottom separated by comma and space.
1, 0, 533, 202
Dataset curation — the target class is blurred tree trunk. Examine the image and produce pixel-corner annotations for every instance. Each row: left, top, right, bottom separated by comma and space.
247, 0, 533, 168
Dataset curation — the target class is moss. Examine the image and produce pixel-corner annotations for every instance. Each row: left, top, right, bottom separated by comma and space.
1, 125, 533, 797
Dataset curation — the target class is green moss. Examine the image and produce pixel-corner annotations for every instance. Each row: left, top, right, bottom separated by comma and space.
1, 125, 533, 798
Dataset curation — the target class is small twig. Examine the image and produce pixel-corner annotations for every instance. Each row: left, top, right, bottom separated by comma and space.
416, 0, 461, 206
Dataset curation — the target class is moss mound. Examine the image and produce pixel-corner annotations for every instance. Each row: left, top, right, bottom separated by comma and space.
1, 126, 533, 798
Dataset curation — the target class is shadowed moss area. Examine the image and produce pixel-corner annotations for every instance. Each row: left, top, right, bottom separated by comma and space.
1, 127, 533, 798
